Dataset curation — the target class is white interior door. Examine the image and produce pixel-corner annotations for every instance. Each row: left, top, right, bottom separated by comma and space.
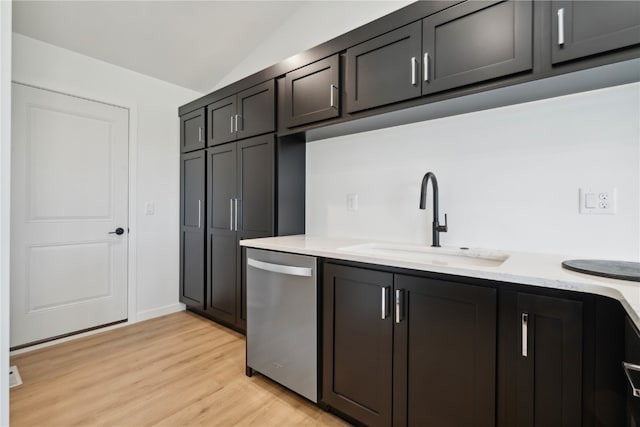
10, 83, 129, 348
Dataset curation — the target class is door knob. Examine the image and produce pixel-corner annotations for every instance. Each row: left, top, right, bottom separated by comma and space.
109, 227, 125, 235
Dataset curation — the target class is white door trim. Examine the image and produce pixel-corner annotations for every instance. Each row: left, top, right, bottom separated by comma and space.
1, 2, 12, 425
11, 80, 139, 326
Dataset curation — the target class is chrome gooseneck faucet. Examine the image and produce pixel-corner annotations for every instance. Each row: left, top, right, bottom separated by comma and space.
419, 172, 448, 247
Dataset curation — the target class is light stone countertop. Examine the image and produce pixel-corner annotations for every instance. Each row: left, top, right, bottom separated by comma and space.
240, 234, 640, 329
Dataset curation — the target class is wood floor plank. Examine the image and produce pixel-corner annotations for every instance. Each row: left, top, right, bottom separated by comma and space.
10, 312, 348, 427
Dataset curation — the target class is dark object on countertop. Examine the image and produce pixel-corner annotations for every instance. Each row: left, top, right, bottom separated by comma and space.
562, 259, 640, 282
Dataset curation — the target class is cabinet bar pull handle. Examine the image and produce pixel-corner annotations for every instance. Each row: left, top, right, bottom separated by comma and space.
395, 289, 403, 323
522, 312, 528, 357
623, 362, 640, 398
197, 199, 201, 228
234, 198, 239, 231
230, 116, 235, 133
424, 52, 429, 82
557, 8, 565, 46
411, 57, 417, 85
235, 115, 242, 132
229, 199, 233, 231
329, 84, 337, 109
198, 127, 203, 143
381, 287, 388, 320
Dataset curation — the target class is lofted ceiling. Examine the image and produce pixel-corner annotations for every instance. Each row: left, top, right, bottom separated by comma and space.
12, 1, 410, 94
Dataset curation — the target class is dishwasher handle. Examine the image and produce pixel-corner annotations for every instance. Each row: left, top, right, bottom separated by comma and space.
247, 258, 313, 277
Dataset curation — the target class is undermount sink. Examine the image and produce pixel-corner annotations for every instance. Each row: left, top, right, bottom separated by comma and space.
337, 243, 509, 268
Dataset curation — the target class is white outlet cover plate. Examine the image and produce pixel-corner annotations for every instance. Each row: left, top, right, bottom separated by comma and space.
9, 365, 22, 388
579, 188, 617, 215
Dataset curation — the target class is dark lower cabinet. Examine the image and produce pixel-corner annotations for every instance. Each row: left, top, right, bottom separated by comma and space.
393, 274, 496, 427
322, 264, 394, 427
551, 1, 640, 65
625, 317, 640, 425
422, 0, 532, 95
498, 291, 583, 427
179, 151, 205, 307
322, 263, 497, 427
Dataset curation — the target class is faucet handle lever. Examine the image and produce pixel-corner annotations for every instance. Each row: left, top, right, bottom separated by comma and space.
438, 213, 448, 233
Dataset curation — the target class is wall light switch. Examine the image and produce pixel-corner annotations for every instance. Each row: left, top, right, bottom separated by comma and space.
145, 202, 155, 215
579, 188, 616, 214
347, 193, 358, 211
584, 193, 597, 209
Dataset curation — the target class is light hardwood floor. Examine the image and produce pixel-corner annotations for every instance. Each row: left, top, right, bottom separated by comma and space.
10, 311, 349, 427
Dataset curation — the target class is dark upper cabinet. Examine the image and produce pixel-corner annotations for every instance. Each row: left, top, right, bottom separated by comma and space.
322, 263, 497, 427
283, 55, 340, 128
179, 151, 205, 307
236, 82, 275, 140
346, 1, 533, 112
180, 108, 205, 153
346, 21, 422, 113
205, 135, 274, 330
422, 0, 533, 95
207, 80, 275, 147
207, 96, 236, 147
393, 274, 496, 427
551, 1, 640, 65
322, 263, 394, 427
498, 291, 583, 427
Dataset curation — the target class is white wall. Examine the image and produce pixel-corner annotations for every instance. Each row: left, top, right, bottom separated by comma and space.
213, 0, 412, 91
12, 34, 202, 322
307, 83, 640, 260
0, 3, 11, 425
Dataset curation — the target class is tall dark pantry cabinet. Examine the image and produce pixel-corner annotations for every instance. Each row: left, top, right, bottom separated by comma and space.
179, 80, 305, 332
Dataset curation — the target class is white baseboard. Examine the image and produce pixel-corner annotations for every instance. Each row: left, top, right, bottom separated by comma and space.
136, 303, 186, 322
10, 303, 186, 356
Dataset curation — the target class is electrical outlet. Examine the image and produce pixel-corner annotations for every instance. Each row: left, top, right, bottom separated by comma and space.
579, 188, 617, 214
347, 193, 358, 211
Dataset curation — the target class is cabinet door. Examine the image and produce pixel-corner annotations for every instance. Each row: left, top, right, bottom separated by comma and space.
393, 275, 496, 427
625, 318, 640, 425
284, 55, 340, 128
513, 293, 583, 426
206, 144, 237, 325
207, 95, 236, 147
236, 80, 275, 141
179, 151, 205, 307
551, 1, 640, 65
422, 0, 532, 96
237, 135, 274, 235
180, 108, 205, 153
322, 264, 393, 427
346, 21, 422, 113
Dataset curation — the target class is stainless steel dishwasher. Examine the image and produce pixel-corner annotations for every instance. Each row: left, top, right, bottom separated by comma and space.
246, 248, 318, 402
